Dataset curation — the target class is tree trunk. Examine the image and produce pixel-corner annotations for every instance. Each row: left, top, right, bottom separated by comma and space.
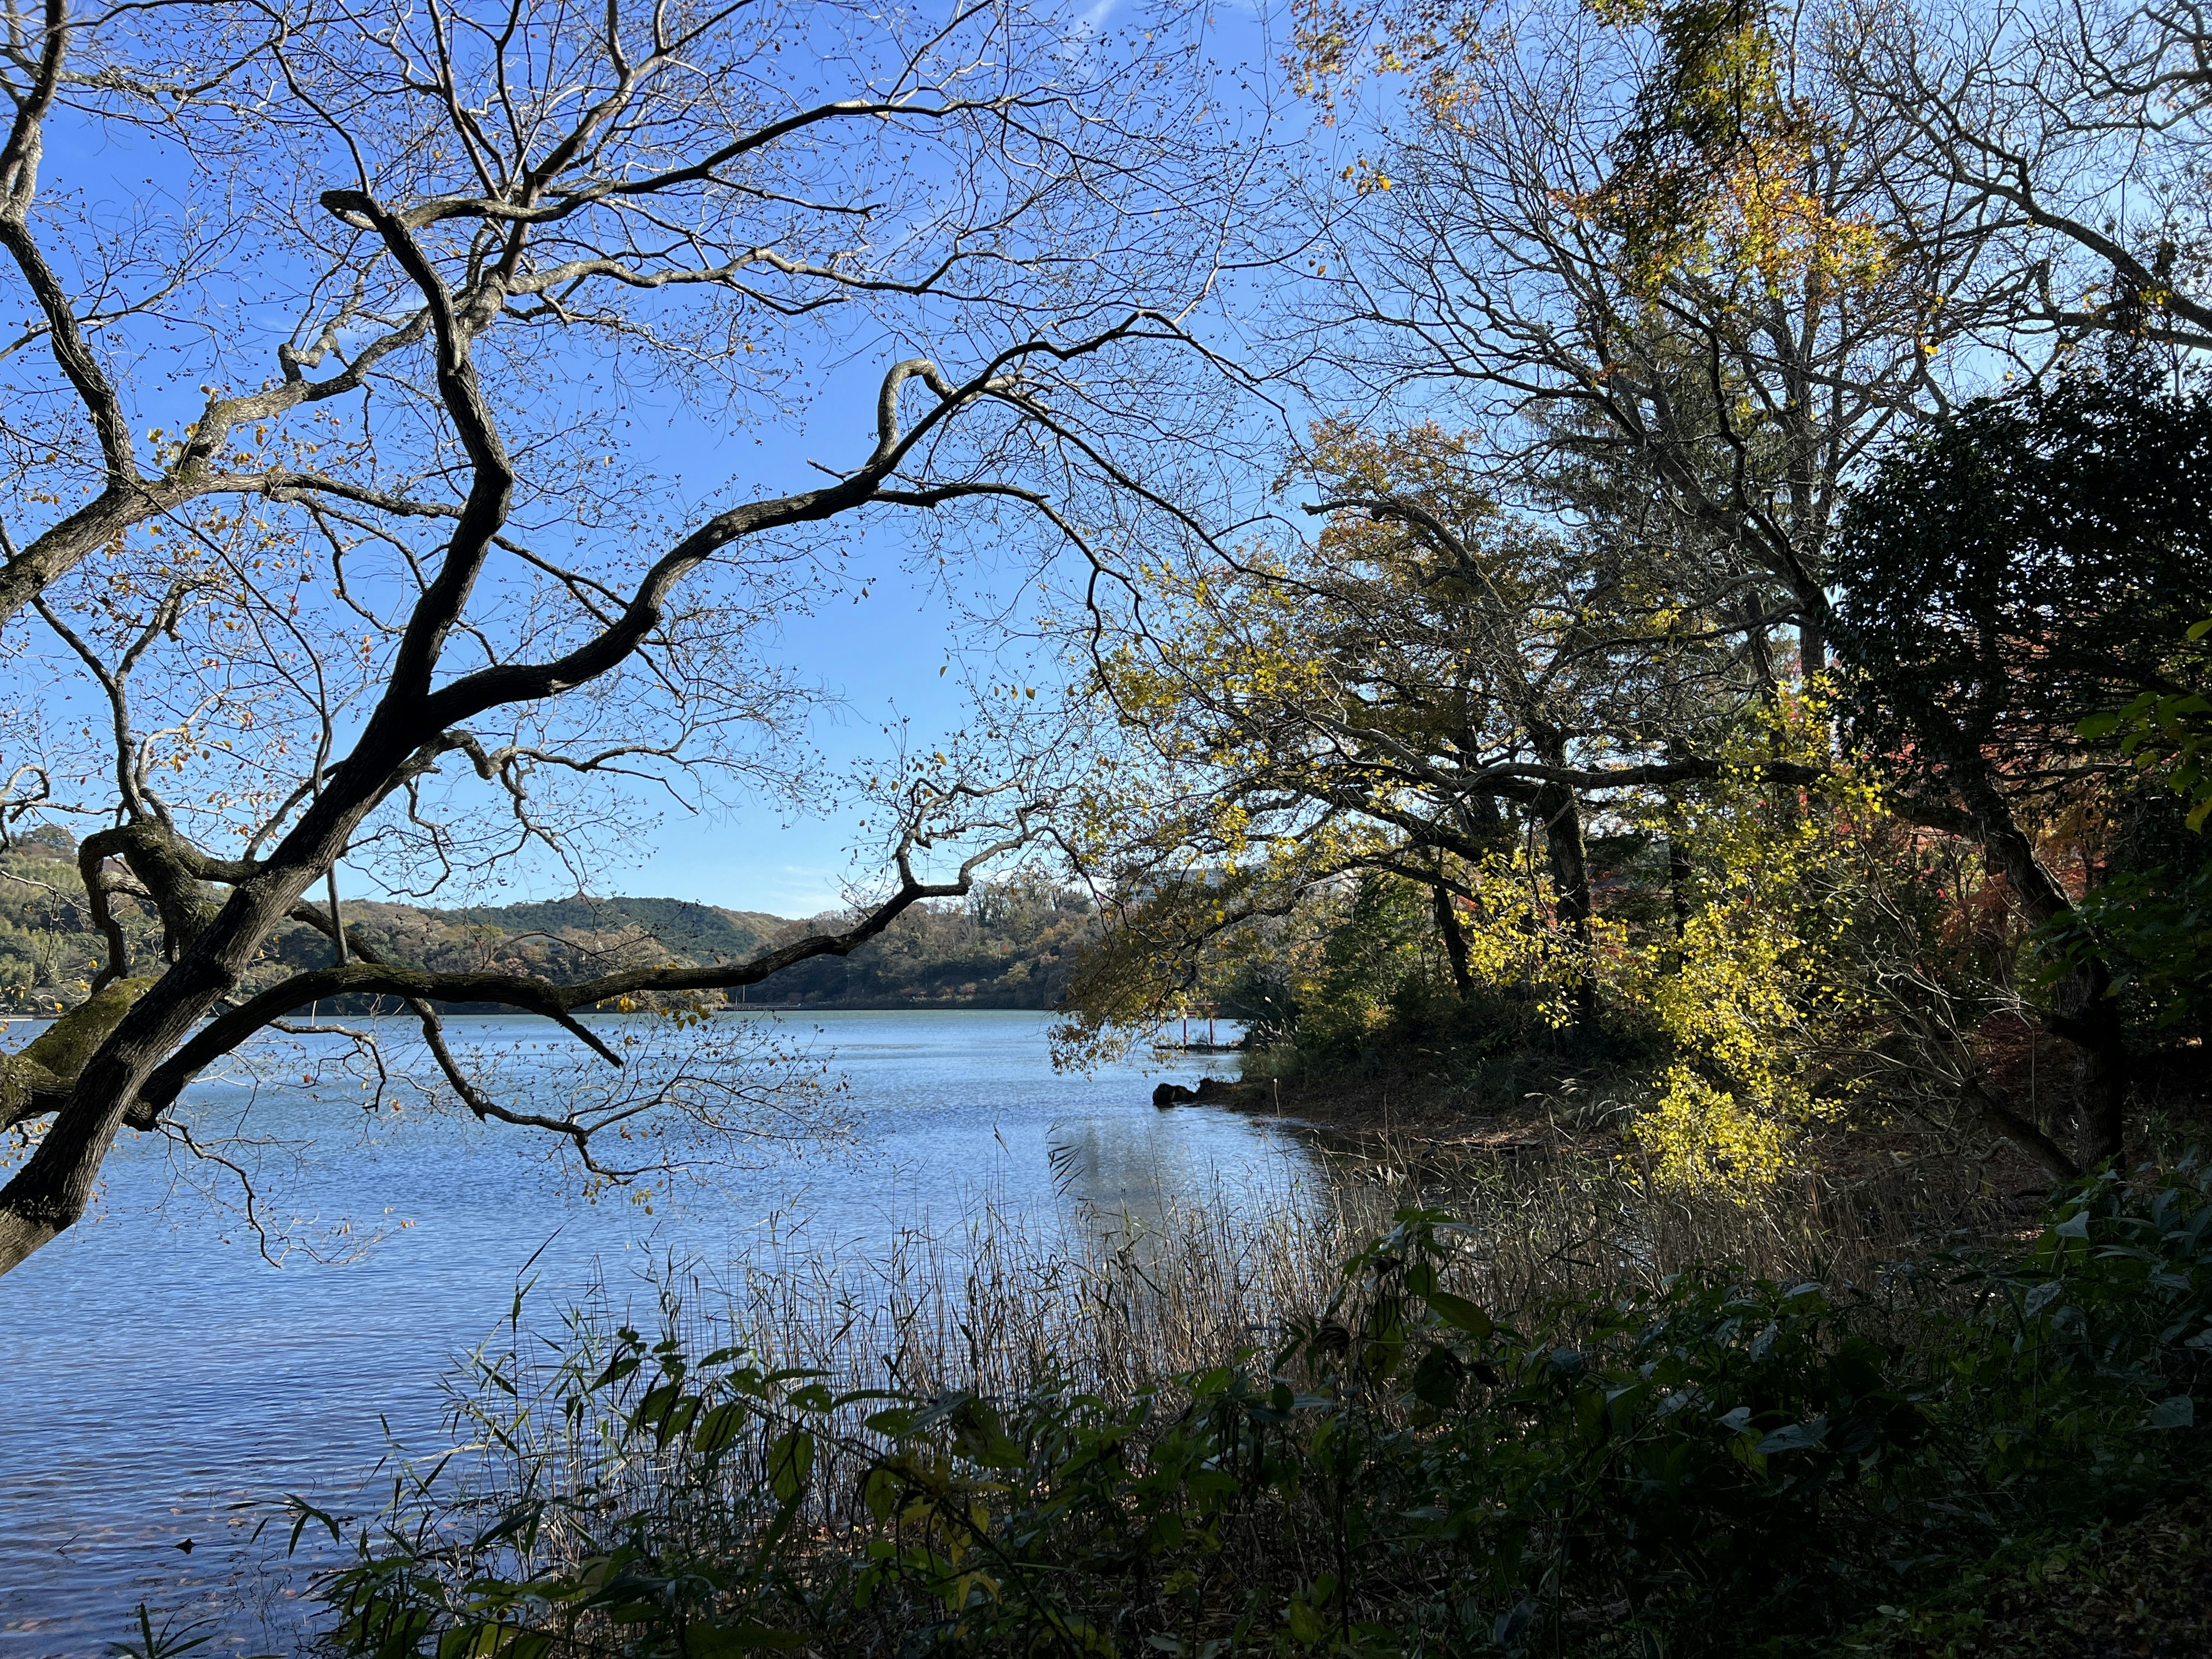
0, 700, 433, 1274
1799, 614, 1826, 682
1532, 739, 1593, 1018
1668, 834, 1692, 941
1958, 778, 2130, 1166
1432, 880, 1472, 999
0, 854, 329, 1273
1533, 785, 1592, 946
0, 976, 157, 1132
1961, 1075, 2081, 1185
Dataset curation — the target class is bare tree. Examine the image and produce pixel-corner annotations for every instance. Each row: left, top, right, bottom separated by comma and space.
1844, 0, 2212, 351
0, 0, 1252, 1277
1291, 0, 2024, 678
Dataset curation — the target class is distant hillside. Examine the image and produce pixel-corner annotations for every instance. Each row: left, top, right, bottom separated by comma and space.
440, 896, 786, 962
353, 895, 790, 983
746, 881, 1099, 1009
0, 835, 1092, 1015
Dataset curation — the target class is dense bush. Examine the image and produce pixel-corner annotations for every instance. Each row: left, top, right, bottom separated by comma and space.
306, 1162, 2212, 1658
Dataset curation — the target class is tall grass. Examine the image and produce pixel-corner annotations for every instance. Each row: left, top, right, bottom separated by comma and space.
304, 1138, 2029, 1658
455, 1140, 1982, 1474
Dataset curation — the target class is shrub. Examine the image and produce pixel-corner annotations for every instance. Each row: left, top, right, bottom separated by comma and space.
304, 1164, 2212, 1657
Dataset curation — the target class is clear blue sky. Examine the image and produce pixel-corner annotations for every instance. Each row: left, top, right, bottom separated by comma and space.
39, 0, 1300, 919
587, 2, 1294, 916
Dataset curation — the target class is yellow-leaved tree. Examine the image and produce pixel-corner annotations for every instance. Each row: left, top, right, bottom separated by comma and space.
1616, 690, 1889, 1189
1052, 421, 1915, 1192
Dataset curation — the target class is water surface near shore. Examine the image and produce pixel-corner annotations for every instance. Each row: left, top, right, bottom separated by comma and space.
0, 1009, 1308, 1657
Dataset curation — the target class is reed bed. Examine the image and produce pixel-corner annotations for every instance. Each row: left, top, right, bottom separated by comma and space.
402, 1138, 2004, 1573
425, 1176, 1383, 1549
292, 1128, 2067, 1659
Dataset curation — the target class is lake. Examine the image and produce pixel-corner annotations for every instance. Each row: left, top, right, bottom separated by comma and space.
0, 1009, 1311, 1657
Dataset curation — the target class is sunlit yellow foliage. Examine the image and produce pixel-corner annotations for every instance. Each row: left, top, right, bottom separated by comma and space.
1634, 1065, 1797, 1189
1290, 0, 1893, 304
1618, 687, 1883, 1192
1592, 0, 1878, 290
1443, 849, 1609, 1027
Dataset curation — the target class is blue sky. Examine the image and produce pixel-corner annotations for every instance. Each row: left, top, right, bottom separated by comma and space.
583, 3, 1296, 915
34, 0, 1300, 919
628, 543, 994, 916
595, 3, 1300, 914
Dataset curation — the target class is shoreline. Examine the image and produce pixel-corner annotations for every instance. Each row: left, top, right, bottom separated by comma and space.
1153, 1061, 2076, 1218
1151, 1063, 1599, 1162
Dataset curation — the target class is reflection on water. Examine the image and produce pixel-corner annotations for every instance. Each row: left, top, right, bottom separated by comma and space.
0, 1010, 1312, 1656
1045, 1114, 1249, 1224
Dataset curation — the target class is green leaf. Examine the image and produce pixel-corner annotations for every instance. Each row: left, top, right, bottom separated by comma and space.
1755, 1416, 1829, 1455
632, 1380, 682, 1429
1426, 1290, 1493, 1342
862, 1465, 901, 1523
692, 1400, 748, 1460
768, 1426, 815, 1505
592, 1354, 642, 1390
656, 1394, 700, 1448
2147, 1395, 2196, 1430
1410, 1344, 1464, 1409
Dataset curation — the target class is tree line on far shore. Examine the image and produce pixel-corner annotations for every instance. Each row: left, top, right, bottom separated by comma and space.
0, 834, 1094, 1017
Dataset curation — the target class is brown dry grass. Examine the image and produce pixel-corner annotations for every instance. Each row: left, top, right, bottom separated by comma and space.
431, 1135, 2008, 1552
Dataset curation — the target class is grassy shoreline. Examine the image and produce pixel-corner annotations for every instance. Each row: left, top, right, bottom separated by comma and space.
283, 1131, 2212, 1658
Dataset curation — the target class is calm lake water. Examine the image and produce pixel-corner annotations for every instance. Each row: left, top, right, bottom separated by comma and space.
0, 1010, 1309, 1657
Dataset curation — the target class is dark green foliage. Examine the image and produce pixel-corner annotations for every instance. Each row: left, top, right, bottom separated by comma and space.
1214, 959, 1302, 1048
1828, 367, 2212, 1146
1245, 872, 1664, 1100
310, 1321, 850, 1659
104, 1602, 218, 1658
2046, 623, 2212, 1040
1831, 1482, 2212, 1657
1831, 368, 2212, 798
306, 1168, 2212, 1657
2036, 795, 2212, 1038
2080, 618, 2212, 834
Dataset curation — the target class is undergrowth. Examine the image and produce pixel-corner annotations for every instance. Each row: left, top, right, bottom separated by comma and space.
297, 1162, 2212, 1658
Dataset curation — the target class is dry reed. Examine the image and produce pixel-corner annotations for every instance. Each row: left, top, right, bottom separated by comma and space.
418, 1139, 2001, 1556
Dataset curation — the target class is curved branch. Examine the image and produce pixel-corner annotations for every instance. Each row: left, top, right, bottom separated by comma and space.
128, 819, 1036, 1127
0, 0, 132, 483
1961, 1074, 2081, 1185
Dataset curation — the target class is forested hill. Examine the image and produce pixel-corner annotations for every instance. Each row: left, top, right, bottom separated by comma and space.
0, 835, 1096, 1014
430, 896, 789, 969
747, 884, 1099, 1009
